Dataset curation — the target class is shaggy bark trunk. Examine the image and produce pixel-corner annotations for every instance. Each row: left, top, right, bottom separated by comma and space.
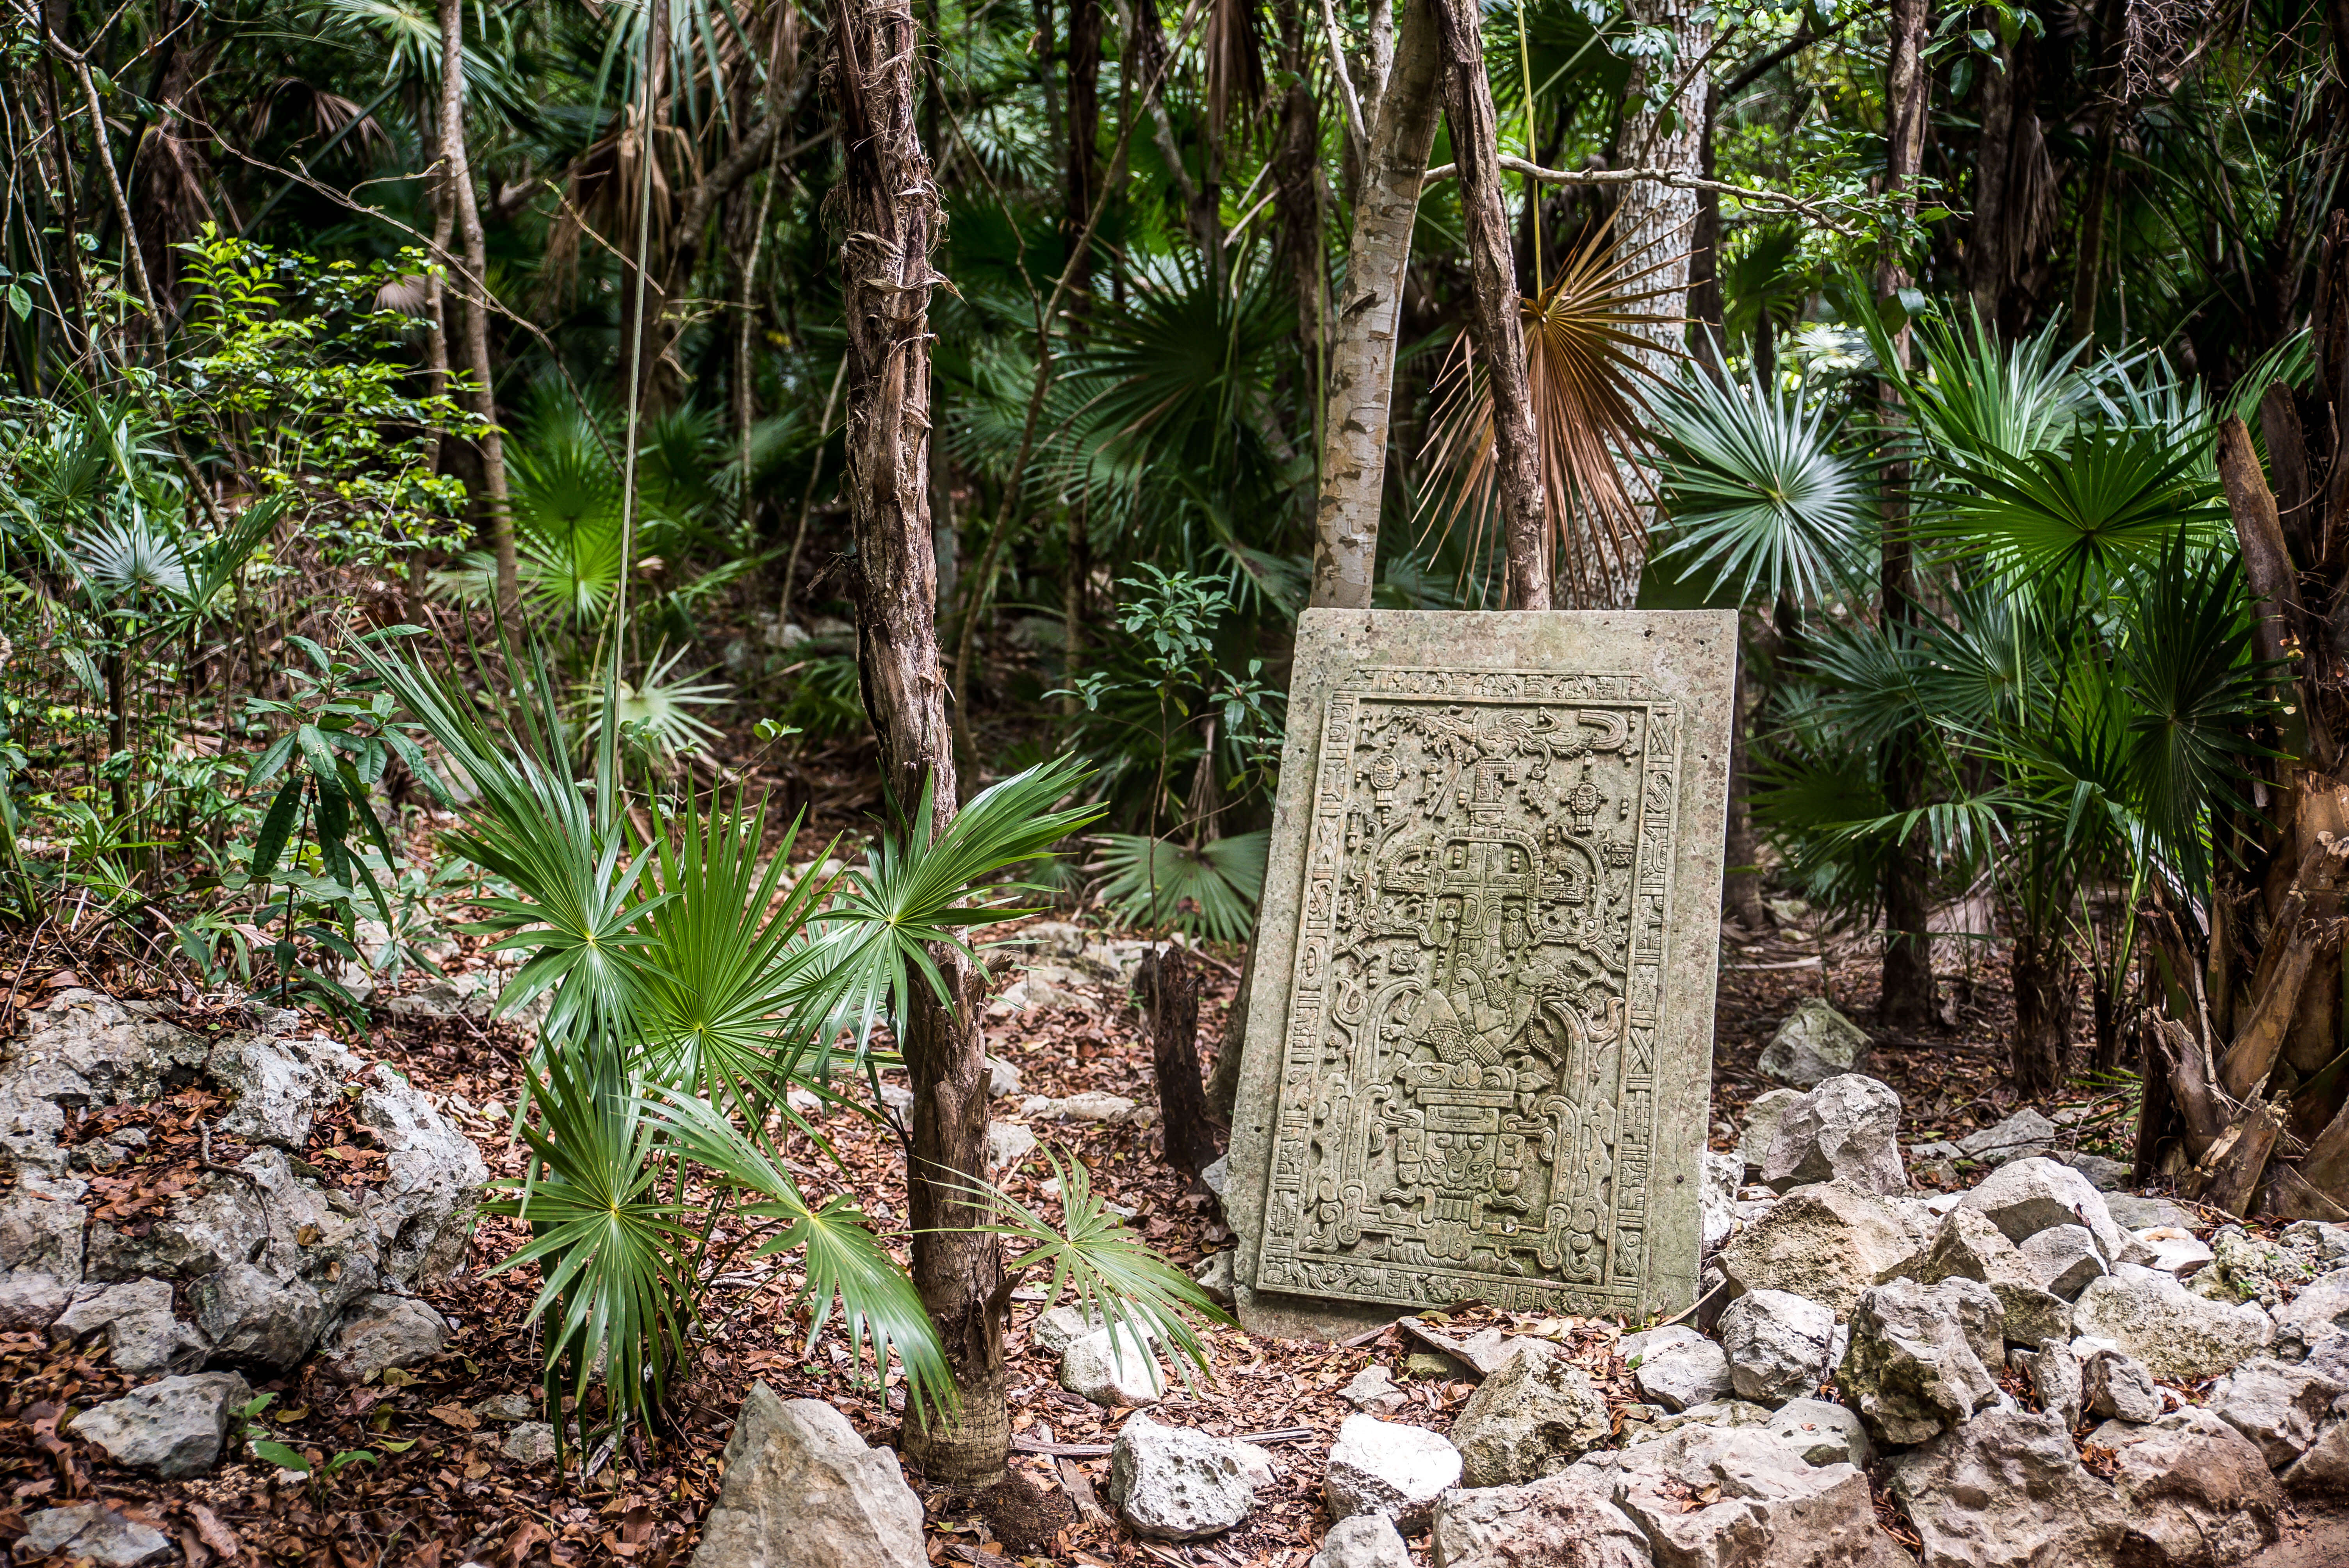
1433, 0, 1546, 608
1065, 0, 1101, 300
1965, 28, 2014, 327
2067, 0, 2127, 346
1875, 0, 1936, 1033
1309, 0, 1441, 609
1143, 948, 1218, 1177
2010, 926, 2071, 1099
439, 0, 516, 623
828, 0, 1005, 1486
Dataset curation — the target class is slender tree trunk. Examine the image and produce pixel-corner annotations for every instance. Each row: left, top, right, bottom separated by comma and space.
1066, 0, 1101, 300
1687, 77, 1723, 377
439, 0, 516, 623
2010, 923, 2071, 1098
2068, 0, 2127, 346
827, 0, 1005, 1487
1966, 27, 2014, 327
1433, 0, 1546, 609
420, 88, 455, 478
1875, 0, 1936, 1032
1309, 0, 1441, 609
1606, 0, 1711, 605
1143, 948, 1217, 1176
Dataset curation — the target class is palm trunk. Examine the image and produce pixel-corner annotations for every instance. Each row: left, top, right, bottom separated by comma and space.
1065, 0, 1101, 299
1432, 0, 1545, 609
827, 0, 1005, 1486
2010, 923, 2071, 1099
439, 0, 517, 624
1965, 28, 2014, 328
2067, 0, 2127, 346
1875, 0, 1936, 1033
1308, 0, 1441, 609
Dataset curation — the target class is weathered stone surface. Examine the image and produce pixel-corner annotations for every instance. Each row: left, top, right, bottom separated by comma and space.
1758, 998, 1873, 1089
206, 1029, 358, 1148
320, 1292, 447, 1383
1324, 1413, 1461, 1532
1430, 1465, 1653, 1568
2208, 1226, 2315, 1309
1957, 1157, 2130, 1262
688, 1386, 926, 1568
1886, 1409, 2123, 1568
986, 1055, 1023, 1097
2107, 1195, 2199, 1232
1632, 1398, 1778, 1442
2284, 1220, 2349, 1265
19, 1503, 176, 1567
1312, 1514, 1412, 1568
1717, 1182, 1922, 1321
1718, 1288, 1834, 1406
986, 1120, 1037, 1172
1761, 1075, 1906, 1197
1765, 1399, 1871, 1468
2206, 1356, 2349, 1468
1060, 1326, 1163, 1407
2080, 1344, 2163, 1423
503, 1421, 559, 1465
1192, 1250, 1234, 1307
0, 1171, 86, 1326
1451, 1340, 1612, 1486
1841, 1276, 2003, 1445
1633, 1333, 1731, 1412
1227, 611, 1736, 1337
54, 1278, 207, 1376
354, 1064, 488, 1288
1953, 1109, 2057, 1166
1341, 1363, 1404, 1411
2071, 1270, 2273, 1381
2097, 1407, 2281, 1566
1031, 1303, 1112, 1356
2061, 1153, 2131, 1191
1739, 1088, 1806, 1178
2283, 1421, 2349, 1496
194, 1260, 327, 1368
1908, 1206, 2073, 1347
2270, 1267, 2349, 1360
1111, 1411, 1257, 1540
2013, 1340, 2082, 1431
1609, 1425, 1905, 1568
17, 990, 210, 1105
2140, 1231, 2217, 1279
2018, 1224, 2106, 1301
1020, 1091, 1144, 1124
1701, 1150, 1741, 1257
64, 1372, 250, 1479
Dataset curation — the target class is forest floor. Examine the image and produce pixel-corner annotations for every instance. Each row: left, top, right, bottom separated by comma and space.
0, 894, 2263, 1568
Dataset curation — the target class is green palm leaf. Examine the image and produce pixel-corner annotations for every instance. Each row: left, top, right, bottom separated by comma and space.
1091, 830, 1268, 943
1924, 426, 2227, 585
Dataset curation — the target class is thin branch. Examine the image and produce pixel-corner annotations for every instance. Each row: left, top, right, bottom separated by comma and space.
1422, 155, 1862, 237
1722, 26, 1816, 99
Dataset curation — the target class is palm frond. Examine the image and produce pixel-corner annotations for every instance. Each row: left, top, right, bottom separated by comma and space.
1090, 830, 1267, 943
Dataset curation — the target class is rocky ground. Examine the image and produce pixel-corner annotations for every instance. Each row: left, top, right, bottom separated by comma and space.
1, 903, 2343, 1567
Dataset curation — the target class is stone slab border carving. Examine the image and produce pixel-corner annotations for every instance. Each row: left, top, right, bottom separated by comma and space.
1226, 609, 1736, 1340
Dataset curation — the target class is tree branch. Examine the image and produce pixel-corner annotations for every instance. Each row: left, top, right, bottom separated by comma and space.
1421, 155, 1861, 237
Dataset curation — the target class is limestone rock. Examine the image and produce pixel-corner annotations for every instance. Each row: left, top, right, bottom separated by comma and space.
2013, 1339, 2082, 1431
1701, 1149, 1741, 1256
1609, 1425, 1905, 1568
1718, 1288, 1835, 1406
1758, 998, 1873, 1089
320, 1292, 447, 1383
1631, 1398, 1778, 1442
688, 1386, 926, 1568
2062, 1153, 2131, 1191
1717, 1181, 1922, 1320
2097, 1407, 2281, 1566
1953, 1108, 2058, 1166
1886, 1409, 2123, 1568
987, 1120, 1037, 1172
194, 1260, 327, 1368
2283, 1220, 2349, 1266
1739, 1087, 1806, 1178
19, 1503, 176, 1567
1192, 1250, 1234, 1307
1908, 1206, 2073, 1348
1311, 1514, 1412, 1568
986, 1055, 1023, 1097
1957, 1157, 2130, 1263
2209, 1225, 2315, 1310
378, 971, 496, 1021
2140, 1231, 2217, 1279
1841, 1276, 2003, 1445
2206, 1357, 2349, 1469
1429, 1465, 1652, 1568
354, 1064, 489, 1288
2283, 1421, 2349, 1496
207, 1029, 358, 1149
1632, 1333, 1731, 1412
2070, 1270, 2273, 1381
1031, 1303, 1110, 1356
1765, 1398, 1872, 1468
1341, 1363, 1404, 1412
1761, 1074, 1907, 1197
1324, 1413, 1461, 1532
1061, 1326, 1163, 1407
1199, 1153, 1230, 1198
2107, 1195, 2199, 1232
64, 1372, 250, 1479
2270, 1267, 2349, 1360
19, 990, 210, 1105
0, 1171, 87, 1327
2080, 1344, 2162, 1423
54, 1278, 207, 1376
2017, 1224, 2107, 1301
1450, 1340, 1611, 1486
1110, 1411, 1256, 1540
1020, 1091, 1146, 1125
503, 1422, 559, 1465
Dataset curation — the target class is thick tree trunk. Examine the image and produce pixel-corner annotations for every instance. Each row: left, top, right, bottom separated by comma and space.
827, 0, 1005, 1488
1432, 0, 1546, 609
438, 0, 516, 623
1875, 0, 1936, 1033
2010, 926, 2071, 1099
1309, 0, 1442, 609
1143, 948, 1218, 1177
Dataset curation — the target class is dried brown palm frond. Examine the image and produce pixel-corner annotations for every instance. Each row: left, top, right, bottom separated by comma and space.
1201, 0, 1266, 137
1417, 222, 1691, 608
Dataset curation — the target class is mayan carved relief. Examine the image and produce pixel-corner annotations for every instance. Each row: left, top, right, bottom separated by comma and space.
1251, 666, 1683, 1315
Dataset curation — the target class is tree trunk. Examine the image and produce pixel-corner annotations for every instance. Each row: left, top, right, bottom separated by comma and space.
1143, 948, 1218, 1177
2010, 925, 2071, 1098
438, 0, 516, 624
1875, 0, 1936, 1033
1686, 77, 1723, 376
1432, 0, 1545, 609
1064, 0, 1101, 300
1722, 643, 1769, 929
1308, 0, 1442, 609
2067, 0, 2128, 346
1965, 26, 2014, 327
827, 0, 1005, 1488
1604, 0, 1709, 606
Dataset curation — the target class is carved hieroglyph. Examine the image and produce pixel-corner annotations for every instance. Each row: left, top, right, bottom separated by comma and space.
1230, 611, 1734, 1332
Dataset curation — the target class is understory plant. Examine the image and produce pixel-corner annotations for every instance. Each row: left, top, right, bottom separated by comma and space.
368, 645, 1222, 1450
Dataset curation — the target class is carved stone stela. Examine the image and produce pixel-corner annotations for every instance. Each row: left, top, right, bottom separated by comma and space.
1251, 666, 1685, 1317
